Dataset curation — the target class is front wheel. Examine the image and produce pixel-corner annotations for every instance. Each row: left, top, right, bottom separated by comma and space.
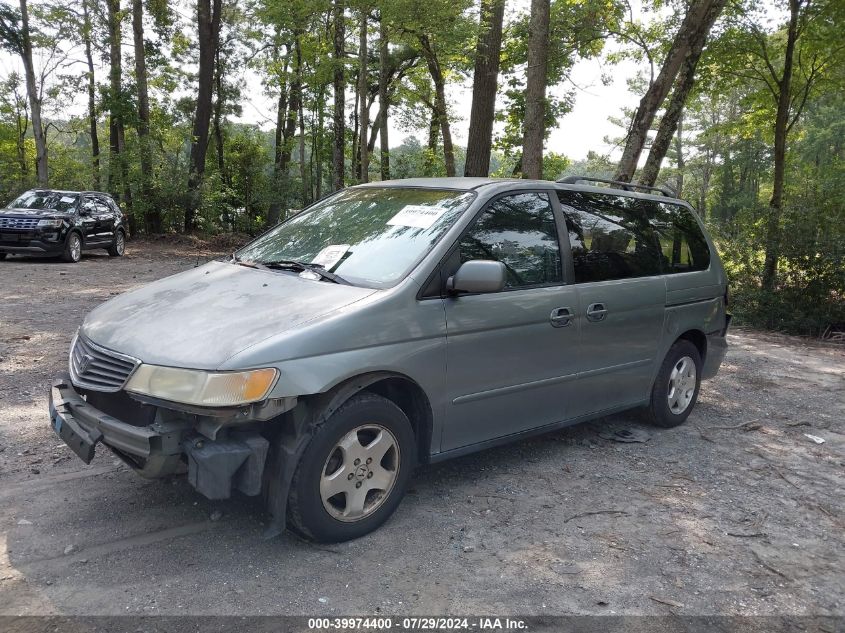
0, 253, 7, 260
644, 340, 702, 428
62, 232, 82, 263
287, 392, 415, 542
107, 230, 125, 257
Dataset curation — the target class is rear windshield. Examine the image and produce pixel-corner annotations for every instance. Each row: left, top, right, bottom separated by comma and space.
236, 187, 474, 287
8, 191, 79, 213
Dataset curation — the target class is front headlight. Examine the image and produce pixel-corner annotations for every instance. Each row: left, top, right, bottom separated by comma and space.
37, 218, 64, 227
125, 365, 278, 407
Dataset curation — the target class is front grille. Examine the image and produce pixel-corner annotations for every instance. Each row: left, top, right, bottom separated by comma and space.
69, 335, 140, 392
0, 217, 39, 230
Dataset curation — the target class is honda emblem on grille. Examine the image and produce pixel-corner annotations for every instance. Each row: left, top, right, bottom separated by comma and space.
78, 353, 94, 375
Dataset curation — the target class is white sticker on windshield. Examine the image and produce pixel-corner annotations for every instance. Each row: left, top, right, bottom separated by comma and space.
60, 196, 76, 203
311, 244, 350, 270
387, 205, 448, 229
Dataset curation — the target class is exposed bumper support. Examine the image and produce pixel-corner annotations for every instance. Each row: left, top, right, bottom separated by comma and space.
49, 375, 157, 461
49, 375, 272, 500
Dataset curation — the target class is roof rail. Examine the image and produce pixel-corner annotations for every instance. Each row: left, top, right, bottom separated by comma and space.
556, 176, 677, 198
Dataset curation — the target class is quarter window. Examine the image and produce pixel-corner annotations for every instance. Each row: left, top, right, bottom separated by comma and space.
458, 192, 562, 288
651, 202, 711, 272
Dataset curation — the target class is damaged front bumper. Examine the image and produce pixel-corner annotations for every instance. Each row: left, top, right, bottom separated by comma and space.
48, 374, 279, 500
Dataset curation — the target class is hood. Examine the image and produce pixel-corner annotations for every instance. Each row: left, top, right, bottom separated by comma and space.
81, 260, 377, 369
1, 207, 71, 219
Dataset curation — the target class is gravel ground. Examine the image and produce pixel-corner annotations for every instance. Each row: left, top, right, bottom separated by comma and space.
0, 241, 843, 618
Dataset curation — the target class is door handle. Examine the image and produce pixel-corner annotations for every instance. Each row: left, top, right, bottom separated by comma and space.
550, 307, 574, 328
586, 302, 608, 322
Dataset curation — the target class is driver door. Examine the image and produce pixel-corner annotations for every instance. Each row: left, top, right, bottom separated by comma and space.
441, 191, 580, 451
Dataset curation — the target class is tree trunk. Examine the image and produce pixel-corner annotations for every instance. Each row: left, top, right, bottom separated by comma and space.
615, 0, 727, 182
378, 17, 390, 180
133, 0, 158, 232
280, 36, 302, 175
267, 45, 290, 227
212, 43, 227, 187
358, 9, 369, 183
761, 0, 801, 293
184, 0, 222, 232
299, 96, 308, 206
424, 110, 438, 176
674, 113, 684, 197
521, 0, 550, 179
639, 0, 724, 187
419, 35, 455, 176
18, 0, 47, 185
83, 0, 100, 190
315, 86, 324, 198
106, 0, 121, 196
464, 0, 505, 177
332, 0, 345, 191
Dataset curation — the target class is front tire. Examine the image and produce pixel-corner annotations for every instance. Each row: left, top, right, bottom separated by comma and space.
0, 253, 7, 260
107, 229, 126, 257
644, 340, 702, 428
287, 392, 416, 543
62, 232, 82, 263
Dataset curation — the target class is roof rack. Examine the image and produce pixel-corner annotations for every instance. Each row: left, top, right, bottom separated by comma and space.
556, 176, 677, 198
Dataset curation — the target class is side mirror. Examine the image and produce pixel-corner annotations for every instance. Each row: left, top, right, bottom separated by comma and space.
446, 260, 507, 295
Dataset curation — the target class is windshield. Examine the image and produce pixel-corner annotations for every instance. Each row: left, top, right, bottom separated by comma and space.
8, 191, 79, 213
236, 187, 475, 287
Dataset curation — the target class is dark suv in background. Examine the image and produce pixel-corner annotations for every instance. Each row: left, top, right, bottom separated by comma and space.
0, 190, 127, 263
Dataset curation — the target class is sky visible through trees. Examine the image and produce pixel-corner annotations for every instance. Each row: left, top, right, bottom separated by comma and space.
0, 0, 841, 336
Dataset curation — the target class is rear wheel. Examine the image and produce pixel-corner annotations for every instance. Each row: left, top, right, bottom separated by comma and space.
107, 229, 125, 257
62, 232, 82, 263
644, 340, 702, 428
0, 253, 6, 260
287, 392, 415, 542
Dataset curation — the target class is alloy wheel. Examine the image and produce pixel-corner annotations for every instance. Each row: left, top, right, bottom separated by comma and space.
667, 355, 696, 414
319, 424, 400, 522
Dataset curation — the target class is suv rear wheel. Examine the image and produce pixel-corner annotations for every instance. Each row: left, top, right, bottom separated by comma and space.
287, 392, 415, 542
108, 229, 126, 257
62, 232, 82, 263
644, 339, 702, 428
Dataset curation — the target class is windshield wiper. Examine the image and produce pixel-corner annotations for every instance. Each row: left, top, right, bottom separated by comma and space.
255, 259, 352, 285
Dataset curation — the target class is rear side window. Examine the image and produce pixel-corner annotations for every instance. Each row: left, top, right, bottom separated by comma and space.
651, 202, 711, 272
458, 192, 562, 288
557, 191, 663, 283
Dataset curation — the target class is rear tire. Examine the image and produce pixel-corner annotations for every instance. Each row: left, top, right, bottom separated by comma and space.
644, 340, 702, 428
62, 232, 82, 263
287, 392, 415, 543
107, 229, 126, 257
0, 253, 6, 260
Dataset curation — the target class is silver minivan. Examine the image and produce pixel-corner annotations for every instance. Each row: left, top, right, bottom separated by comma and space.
49, 177, 729, 542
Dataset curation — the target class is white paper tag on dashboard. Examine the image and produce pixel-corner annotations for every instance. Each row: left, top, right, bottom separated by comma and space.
60, 196, 77, 203
387, 205, 448, 229
311, 244, 350, 269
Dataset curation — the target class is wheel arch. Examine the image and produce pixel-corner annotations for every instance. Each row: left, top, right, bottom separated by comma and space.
306, 371, 435, 465
677, 329, 707, 363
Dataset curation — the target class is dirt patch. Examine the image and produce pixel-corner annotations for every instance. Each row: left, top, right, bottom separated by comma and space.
0, 243, 842, 616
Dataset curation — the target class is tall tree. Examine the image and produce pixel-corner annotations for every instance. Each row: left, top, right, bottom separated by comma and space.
0, 1, 48, 184
185, 0, 222, 231
358, 8, 369, 182
418, 34, 455, 176
464, 0, 505, 177
639, 0, 726, 187
520, 0, 550, 179
377, 16, 390, 180
82, 0, 100, 189
132, 0, 157, 231
332, 0, 345, 191
615, 0, 728, 182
